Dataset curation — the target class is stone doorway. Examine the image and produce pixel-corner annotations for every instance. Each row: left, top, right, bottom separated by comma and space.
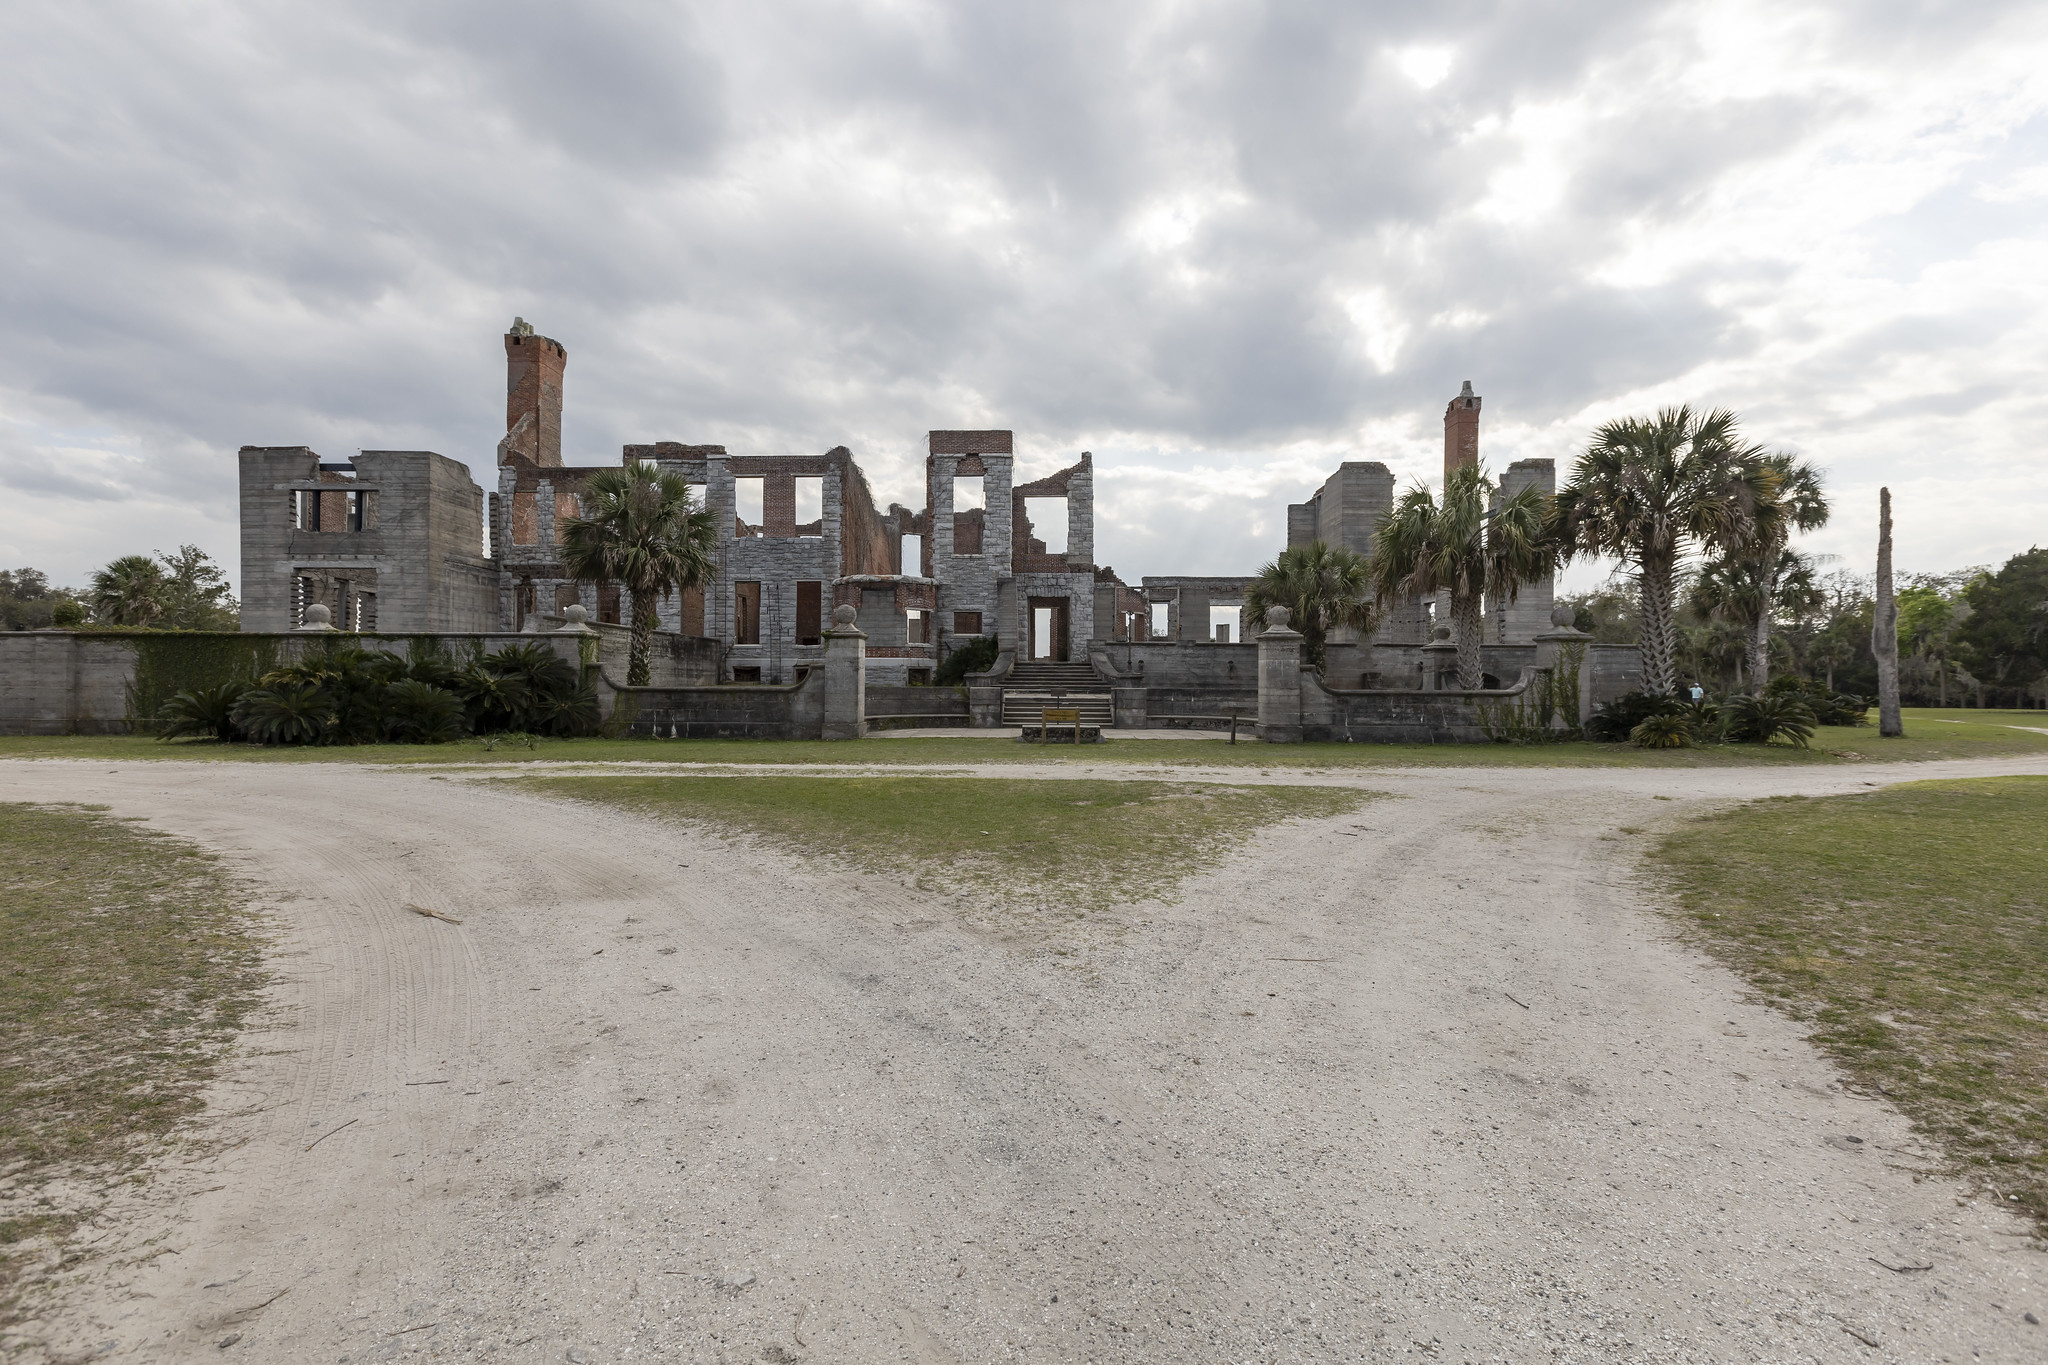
1028, 596, 1071, 661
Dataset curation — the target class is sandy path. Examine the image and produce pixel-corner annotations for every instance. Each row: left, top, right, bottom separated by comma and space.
2, 755, 2043, 1363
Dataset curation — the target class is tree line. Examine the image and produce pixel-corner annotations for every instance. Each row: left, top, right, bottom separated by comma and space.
0, 547, 239, 632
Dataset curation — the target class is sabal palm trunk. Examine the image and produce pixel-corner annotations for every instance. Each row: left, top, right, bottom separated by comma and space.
1637, 548, 1679, 696
629, 588, 657, 687
1746, 529, 1782, 693
1452, 591, 1486, 691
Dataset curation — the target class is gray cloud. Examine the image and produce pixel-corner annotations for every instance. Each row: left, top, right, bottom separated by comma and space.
0, 0, 2043, 589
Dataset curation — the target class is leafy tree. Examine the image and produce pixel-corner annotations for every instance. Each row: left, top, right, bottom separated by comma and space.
558, 462, 718, 686
1246, 540, 1375, 670
155, 545, 240, 630
0, 567, 84, 631
1897, 580, 1970, 706
1554, 406, 1773, 696
1559, 577, 1639, 643
89, 554, 166, 626
934, 635, 1000, 686
1366, 466, 1551, 689
1956, 547, 2048, 705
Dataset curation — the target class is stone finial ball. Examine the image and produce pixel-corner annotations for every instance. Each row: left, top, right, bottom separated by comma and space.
1433, 624, 1452, 641
563, 604, 588, 624
304, 603, 332, 625
833, 603, 858, 626
1266, 604, 1291, 628
1551, 603, 1576, 629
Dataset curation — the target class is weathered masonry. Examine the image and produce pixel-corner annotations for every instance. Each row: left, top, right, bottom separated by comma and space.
210, 324, 1643, 742
237, 447, 497, 633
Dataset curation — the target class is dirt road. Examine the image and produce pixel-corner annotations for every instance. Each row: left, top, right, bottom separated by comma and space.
3, 755, 2043, 1363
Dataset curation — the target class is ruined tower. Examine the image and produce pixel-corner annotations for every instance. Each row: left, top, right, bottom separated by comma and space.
1443, 379, 1480, 483
502, 318, 566, 467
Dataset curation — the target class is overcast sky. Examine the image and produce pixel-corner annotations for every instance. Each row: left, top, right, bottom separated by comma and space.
3, 0, 2044, 596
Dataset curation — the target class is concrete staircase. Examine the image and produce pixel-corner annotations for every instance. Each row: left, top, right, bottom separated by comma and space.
1001, 660, 1114, 727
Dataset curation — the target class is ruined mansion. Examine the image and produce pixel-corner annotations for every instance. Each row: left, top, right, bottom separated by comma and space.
0, 321, 1642, 739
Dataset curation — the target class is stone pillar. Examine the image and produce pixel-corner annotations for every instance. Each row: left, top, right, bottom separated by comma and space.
1112, 686, 1149, 729
822, 603, 867, 740
1533, 605, 1593, 728
1257, 606, 1304, 743
1422, 625, 1459, 691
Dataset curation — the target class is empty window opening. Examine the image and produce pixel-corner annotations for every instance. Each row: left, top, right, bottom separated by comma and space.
351, 590, 377, 632
598, 584, 623, 626
734, 581, 762, 645
906, 668, 933, 686
731, 666, 762, 684
953, 610, 983, 637
793, 477, 824, 529
1211, 605, 1240, 643
907, 609, 931, 645
795, 581, 823, 645
952, 475, 985, 511
678, 584, 703, 636
555, 584, 583, 613
900, 534, 923, 576
1150, 601, 1170, 637
734, 478, 765, 536
293, 490, 322, 531
1024, 498, 1067, 554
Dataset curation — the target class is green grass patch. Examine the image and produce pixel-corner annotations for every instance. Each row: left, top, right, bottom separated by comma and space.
4, 707, 2044, 769
0, 804, 267, 1324
517, 774, 1375, 916
1650, 776, 2048, 1234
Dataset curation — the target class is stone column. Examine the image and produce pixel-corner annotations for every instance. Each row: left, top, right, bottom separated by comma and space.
1422, 625, 1459, 691
822, 603, 867, 740
1532, 604, 1593, 728
1257, 606, 1303, 743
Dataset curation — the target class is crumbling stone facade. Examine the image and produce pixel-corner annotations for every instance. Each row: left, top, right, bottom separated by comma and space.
237, 447, 496, 633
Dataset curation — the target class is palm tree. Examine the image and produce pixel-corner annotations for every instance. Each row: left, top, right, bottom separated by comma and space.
1554, 406, 1773, 697
89, 554, 166, 626
558, 462, 718, 686
1368, 464, 1553, 690
1688, 544, 1822, 691
1244, 541, 1373, 669
1739, 454, 1828, 689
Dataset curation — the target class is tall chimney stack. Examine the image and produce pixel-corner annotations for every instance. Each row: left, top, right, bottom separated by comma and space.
503, 318, 566, 466
1443, 379, 1480, 484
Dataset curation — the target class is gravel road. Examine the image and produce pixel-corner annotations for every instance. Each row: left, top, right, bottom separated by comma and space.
2, 754, 2043, 1363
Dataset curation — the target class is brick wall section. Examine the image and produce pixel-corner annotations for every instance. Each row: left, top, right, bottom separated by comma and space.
1443, 381, 1480, 483
505, 331, 567, 467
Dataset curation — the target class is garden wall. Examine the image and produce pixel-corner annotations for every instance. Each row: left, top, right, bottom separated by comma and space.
0, 629, 589, 736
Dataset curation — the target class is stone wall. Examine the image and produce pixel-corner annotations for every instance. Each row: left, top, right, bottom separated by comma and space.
0, 629, 585, 736
605, 666, 828, 740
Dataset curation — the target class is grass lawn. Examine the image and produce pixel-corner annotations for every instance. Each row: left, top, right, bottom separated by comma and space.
516, 773, 1375, 916
0, 805, 266, 1325
1650, 776, 2048, 1235
4, 708, 2044, 769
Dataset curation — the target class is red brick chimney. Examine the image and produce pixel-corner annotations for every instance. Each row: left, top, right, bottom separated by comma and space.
1443, 379, 1480, 484
503, 318, 566, 466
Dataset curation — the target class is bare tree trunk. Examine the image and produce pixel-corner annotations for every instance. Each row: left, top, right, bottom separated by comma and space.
1938, 660, 1947, 707
1874, 488, 1903, 736
1452, 591, 1485, 691
1637, 550, 1678, 696
629, 589, 656, 687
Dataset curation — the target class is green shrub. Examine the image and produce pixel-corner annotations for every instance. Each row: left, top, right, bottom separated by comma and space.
381, 680, 468, 743
1630, 713, 1694, 748
154, 680, 250, 742
232, 681, 330, 745
1727, 692, 1816, 747
1765, 673, 1868, 726
1586, 690, 1681, 741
